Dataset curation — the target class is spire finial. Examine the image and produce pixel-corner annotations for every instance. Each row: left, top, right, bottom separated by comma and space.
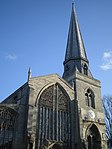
28, 67, 32, 81
72, 0, 75, 10
72, 0, 74, 5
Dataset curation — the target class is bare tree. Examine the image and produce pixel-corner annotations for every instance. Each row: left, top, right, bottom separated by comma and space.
103, 95, 112, 148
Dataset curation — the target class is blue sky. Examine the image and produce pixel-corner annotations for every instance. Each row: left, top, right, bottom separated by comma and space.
0, 0, 112, 101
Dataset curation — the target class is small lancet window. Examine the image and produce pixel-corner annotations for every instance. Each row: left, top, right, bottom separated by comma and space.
85, 89, 95, 109
84, 64, 88, 75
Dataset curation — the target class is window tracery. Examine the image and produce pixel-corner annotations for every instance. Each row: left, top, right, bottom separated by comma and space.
85, 89, 95, 109
58, 87, 68, 111
0, 107, 17, 148
37, 84, 70, 149
39, 86, 53, 108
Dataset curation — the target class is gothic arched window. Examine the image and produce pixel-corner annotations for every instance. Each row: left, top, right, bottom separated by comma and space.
0, 107, 17, 148
85, 89, 95, 109
37, 84, 71, 149
84, 64, 88, 75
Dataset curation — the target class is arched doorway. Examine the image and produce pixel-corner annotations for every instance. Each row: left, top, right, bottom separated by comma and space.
86, 124, 102, 149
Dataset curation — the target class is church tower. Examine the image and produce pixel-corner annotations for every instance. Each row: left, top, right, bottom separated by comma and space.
63, 2, 107, 149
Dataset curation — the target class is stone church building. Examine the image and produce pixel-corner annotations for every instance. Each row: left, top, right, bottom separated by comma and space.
0, 2, 107, 149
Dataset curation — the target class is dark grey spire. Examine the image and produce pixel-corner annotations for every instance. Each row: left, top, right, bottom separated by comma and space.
63, 3, 92, 84
65, 3, 88, 62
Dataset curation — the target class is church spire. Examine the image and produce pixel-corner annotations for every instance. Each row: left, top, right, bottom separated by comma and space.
63, 3, 92, 84
65, 2, 88, 62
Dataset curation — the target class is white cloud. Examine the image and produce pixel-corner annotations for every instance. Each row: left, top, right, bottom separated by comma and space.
100, 51, 112, 70
103, 51, 112, 59
100, 63, 112, 70
6, 54, 17, 61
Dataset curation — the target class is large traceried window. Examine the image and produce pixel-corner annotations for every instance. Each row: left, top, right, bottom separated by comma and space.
37, 84, 71, 149
85, 89, 95, 109
0, 107, 17, 149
